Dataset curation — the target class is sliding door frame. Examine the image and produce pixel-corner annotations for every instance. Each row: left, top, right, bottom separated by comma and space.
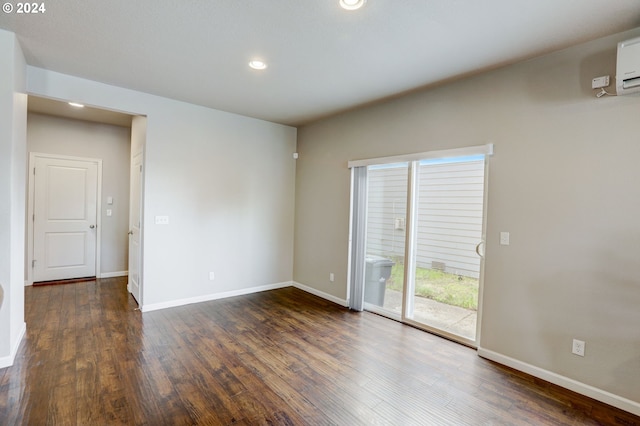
348, 144, 493, 348
403, 156, 489, 348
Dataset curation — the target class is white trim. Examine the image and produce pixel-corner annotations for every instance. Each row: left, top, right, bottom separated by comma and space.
128, 144, 145, 308
478, 347, 640, 417
95, 161, 103, 278
100, 271, 128, 278
140, 281, 292, 312
345, 168, 354, 309
0, 322, 26, 369
292, 281, 348, 307
474, 156, 491, 347
401, 160, 418, 324
26, 153, 34, 285
140, 281, 349, 313
348, 143, 493, 168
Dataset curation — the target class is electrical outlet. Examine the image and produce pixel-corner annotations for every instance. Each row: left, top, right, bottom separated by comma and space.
500, 232, 510, 246
209, 272, 215, 281
329, 273, 335, 282
572, 339, 585, 357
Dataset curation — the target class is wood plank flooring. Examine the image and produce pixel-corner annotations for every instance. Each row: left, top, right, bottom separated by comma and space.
0, 277, 638, 425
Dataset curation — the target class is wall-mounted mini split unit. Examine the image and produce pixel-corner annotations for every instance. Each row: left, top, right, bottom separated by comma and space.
616, 36, 640, 95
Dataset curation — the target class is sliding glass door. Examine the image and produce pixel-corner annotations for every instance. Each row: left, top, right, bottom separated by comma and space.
363, 163, 408, 319
352, 146, 490, 346
404, 156, 486, 343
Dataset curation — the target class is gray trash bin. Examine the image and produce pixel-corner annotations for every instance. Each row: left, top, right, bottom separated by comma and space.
364, 255, 395, 306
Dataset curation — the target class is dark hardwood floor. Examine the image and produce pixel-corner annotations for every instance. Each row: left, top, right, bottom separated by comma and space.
0, 277, 638, 425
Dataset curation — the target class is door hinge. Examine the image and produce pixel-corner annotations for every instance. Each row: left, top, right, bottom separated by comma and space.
33, 167, 36, 175
32, 259, 36, 268
139, 165, 142, 172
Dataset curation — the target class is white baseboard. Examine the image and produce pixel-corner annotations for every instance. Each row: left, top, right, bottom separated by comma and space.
100, 271, 128, 278
25, 271, 127, 285
292, 281, 348, 307
0, 322, 26, 369
140, 280, 349, 313
477, 347, 640, 417
141, 281, 292, 312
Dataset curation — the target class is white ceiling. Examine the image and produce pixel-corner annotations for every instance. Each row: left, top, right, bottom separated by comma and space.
2, 0, 639, 126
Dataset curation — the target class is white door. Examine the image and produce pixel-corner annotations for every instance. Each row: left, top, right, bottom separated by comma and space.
33, 156, 99, 282
128, 151, 143, 304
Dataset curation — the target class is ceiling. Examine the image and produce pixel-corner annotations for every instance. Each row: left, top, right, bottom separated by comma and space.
28, 96, 133, 127
2, 0, 639, 126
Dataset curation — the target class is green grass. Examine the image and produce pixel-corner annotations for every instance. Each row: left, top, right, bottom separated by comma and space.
386, 263, 478, 310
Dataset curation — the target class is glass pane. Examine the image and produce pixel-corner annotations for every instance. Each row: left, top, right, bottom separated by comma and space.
364, 163, 408, 317
408, 156, 485, 341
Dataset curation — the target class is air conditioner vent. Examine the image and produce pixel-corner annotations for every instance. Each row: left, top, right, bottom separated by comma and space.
616, 36, 640, 95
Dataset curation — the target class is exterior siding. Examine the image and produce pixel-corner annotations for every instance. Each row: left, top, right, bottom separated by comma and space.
366, 164, 408, 259
366, 159, 485, 278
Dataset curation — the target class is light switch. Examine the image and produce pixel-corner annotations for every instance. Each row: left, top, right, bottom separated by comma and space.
106, 209, 112, 217
500, 232, 510, 246
107, 196, 113, 205
155, 215, 169, 225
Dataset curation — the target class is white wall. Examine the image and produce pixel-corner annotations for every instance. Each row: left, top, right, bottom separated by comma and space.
27, 113, 131, 276
294, 28, 640, 412
26, 64, 297, 310
131, 115, 145, 157
0, 29, 27, 368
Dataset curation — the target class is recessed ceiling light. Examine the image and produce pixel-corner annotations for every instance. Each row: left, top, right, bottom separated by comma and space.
249, 60, 267, 70
339, 0, 366, 10
68, 102, 85, 108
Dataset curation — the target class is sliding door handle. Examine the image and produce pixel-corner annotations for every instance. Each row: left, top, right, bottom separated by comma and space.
475, 241, 485, 258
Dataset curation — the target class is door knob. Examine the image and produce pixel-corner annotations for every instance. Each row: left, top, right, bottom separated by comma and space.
128, 231, 133, 235
90, 225, 95, 229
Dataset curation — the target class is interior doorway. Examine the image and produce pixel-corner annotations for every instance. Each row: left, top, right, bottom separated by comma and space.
25, 97, 145, 304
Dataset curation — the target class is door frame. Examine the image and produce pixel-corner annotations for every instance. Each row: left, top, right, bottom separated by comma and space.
127, 115, 146, 308
400, 156, 489, 348
348, 144, 493, 348
127, 150, 144, 305
26, 152, 103, 285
